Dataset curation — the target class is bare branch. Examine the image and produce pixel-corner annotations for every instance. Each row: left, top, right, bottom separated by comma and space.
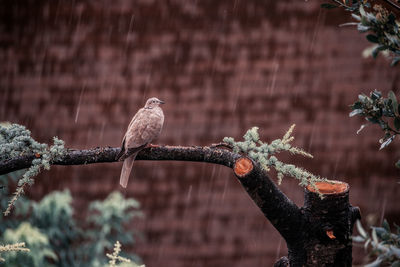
382, 0, 400, 12
0, 144, 302, 243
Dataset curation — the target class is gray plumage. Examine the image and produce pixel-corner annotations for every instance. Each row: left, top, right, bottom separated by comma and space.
116, 97, 165, 188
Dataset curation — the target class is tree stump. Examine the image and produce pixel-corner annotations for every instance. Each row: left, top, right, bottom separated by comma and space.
276, 181, 360, 267
298, 181, 360, 266
233, 157, 360, 267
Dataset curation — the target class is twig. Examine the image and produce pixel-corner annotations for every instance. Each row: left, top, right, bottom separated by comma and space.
382, 0, 400, 11
332, 0, 352, 9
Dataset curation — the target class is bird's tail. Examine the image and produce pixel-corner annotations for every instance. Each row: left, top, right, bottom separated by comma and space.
119, 153, 138, 188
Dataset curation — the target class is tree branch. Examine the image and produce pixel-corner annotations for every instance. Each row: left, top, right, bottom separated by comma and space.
382, 0, 400, 12
0, 146, 240, 174
0, 145, 302, 243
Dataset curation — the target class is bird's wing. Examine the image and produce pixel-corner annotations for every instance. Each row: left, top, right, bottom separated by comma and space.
115, 138, 126, 161
125, 108, 153, 149
116, 108, 145, 160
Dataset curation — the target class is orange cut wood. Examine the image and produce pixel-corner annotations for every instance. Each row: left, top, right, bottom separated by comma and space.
326, 230, 336, 239
307, 181, 348, 194
234, 157, 253, 177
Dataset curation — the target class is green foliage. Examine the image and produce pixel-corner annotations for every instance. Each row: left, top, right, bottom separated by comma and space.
322, 1, 400, 66
106, 241, 135, 267
30, 190, 82, 267
0, 186, 143, 267
350, 90, 400, 167
353, 220, 400, 266
0, 171, 30, 232
0, 123, 66, 216
2, 222, 57, 267
88, 192, 143, 267
224, 125, 329, 196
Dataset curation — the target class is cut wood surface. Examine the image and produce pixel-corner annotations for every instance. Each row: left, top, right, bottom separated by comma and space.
233, 157, 253, 177
306, 181, 349, 194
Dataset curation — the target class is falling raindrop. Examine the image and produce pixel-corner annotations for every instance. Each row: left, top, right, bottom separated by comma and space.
379, 197, 387, 224
221, 176, 229, 202
232, 71, 244, 112
275, 237, 283, 260
267, 61, 279, 95
309, 8, 326, 53
186, 185, 193, 203
99, 120, 106, 141
307, 121, 317, 152
332, 153, 340, 178
74, 83, 86, 123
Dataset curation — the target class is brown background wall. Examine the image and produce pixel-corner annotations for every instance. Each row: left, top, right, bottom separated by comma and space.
1, 0, 399, 266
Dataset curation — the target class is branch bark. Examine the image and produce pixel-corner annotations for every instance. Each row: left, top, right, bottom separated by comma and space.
0, 145, 360, 266
382, 0, 400, 12
0, 146, 238, 175
1, 145, 301, 239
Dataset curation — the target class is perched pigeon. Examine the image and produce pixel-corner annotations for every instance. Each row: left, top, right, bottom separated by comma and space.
116, 97, 165, 188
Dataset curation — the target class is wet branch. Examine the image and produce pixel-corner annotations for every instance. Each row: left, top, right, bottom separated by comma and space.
0, 145, 302, 243
1, 145, 361, 265
382, 0, 400, 12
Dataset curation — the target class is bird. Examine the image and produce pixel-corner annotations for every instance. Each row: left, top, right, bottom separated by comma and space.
116, 97, 165, 188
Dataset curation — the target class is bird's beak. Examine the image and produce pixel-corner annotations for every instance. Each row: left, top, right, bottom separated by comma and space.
159, 100, 165, 104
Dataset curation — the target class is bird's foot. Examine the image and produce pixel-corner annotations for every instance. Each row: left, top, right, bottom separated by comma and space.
210, 142, 233, 149
147, 144, 160, 148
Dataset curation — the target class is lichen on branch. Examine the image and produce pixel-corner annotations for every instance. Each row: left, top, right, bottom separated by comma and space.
0, 242, 30, 262
0, 123, 66, 216
223, 125, 329, 195
106, 241, 143, 267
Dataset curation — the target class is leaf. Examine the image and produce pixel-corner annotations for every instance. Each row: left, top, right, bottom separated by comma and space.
384, 32, 400, 46
372, 45, 387, 59
352, 101, 363, 109
352, 14, 361, 21
356, 220, 368, 238
390, 245, 400, 258
321, 3, 338, 9
357, 24, 369, 32
389, 91, 399, 115
352, 235, 365, 242
374, 227, 388, 238
359, 94, 369, 102
382, 219, 391, 232
367, 117, 380, 124
357, 124, 368, 134
371, 90, 382, 100
365, 257, 383, 267
372, 228, 379, 244
396, 160, 400, 169
395, 117, 400, 130
388, 13, 396, 23
365, 238, 371, 249
349, 109, 363, 117
366, 34, 379, 43
392, 57, 400, 67
359, 5, 366, 17
379, 135, 395, 150
339, 22, 358, 27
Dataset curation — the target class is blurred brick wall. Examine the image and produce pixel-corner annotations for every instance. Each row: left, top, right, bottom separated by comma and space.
1, 0, 399, 266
